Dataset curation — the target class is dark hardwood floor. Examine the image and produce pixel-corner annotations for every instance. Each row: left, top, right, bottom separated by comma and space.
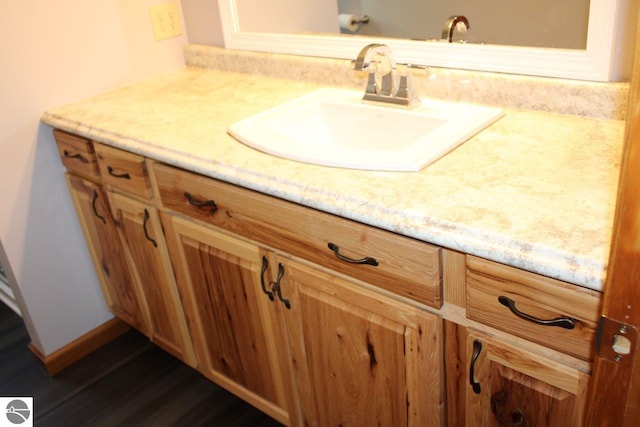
0, 302, 283, 426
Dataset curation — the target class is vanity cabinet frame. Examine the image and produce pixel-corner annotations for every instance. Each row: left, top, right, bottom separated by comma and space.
55, 129, 607, 427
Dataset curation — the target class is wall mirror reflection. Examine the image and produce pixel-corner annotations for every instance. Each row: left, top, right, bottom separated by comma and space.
236, 0, 590, 49
219, 0, 637, 81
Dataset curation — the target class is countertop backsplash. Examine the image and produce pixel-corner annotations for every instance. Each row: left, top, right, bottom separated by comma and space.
184, 44, 629, 120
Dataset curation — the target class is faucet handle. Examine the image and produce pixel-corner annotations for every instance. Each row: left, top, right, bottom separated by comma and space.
395, 65, 421, 107
364, 62, 378, 95
363, 57, 393, 96
379, 66, 393, 96
396, 75, 411, 99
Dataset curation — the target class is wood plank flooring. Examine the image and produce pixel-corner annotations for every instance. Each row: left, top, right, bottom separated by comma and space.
0, 302, 282, 426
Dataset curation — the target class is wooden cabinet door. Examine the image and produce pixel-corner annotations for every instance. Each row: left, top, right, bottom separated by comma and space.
65, 174, 145, 332
274, 255, 443, 427
465, 331, 589, 426
108, 192, 195, 366
161, 213, 295, 426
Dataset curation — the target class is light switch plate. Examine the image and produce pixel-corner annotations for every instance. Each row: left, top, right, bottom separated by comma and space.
149, 2, 183, 41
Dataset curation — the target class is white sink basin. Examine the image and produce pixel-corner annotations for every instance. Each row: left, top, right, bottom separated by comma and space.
228, 88, 503, 172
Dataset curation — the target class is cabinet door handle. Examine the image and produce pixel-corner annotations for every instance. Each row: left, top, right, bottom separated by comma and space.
63, 149, 88, 163
470, 339, 482, 394
91, 189, 107, 225
142, 209, 158, 248
327, 243, 379, 266
260, 257, 275, 301
272, 263, 291, 309
498, 296, 576, 330
184, 192, 218, 214
107, 166, 131, 180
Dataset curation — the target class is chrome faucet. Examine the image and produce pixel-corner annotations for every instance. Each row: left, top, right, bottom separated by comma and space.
354, 44, 420, 108
441, 15, 470, 43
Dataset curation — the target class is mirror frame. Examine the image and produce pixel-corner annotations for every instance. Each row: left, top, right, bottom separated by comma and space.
218, 0, 623, 82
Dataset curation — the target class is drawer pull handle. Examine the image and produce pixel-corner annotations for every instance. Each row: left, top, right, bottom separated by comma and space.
470, 339, 482, 394
107, 166, 131, 180
327, 243, 379, 266
63, 149, 88, 163
184, 192, 218, 214
91, 189, 106, 225
260, 257, 275, 301
142, 209, 158, 248
272, 263, 291, 309
498, 296, 576, 330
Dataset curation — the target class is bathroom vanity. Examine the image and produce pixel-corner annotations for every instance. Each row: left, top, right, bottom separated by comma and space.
43, 46, 625, 426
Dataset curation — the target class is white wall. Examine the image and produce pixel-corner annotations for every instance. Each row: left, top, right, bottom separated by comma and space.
0, 0, 188, 356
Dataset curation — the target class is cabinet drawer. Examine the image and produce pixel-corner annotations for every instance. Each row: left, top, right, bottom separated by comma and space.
53, 129, 100, 178
152, 162, 442, 308
466, 255, 601, 361
94, 143, 153, 199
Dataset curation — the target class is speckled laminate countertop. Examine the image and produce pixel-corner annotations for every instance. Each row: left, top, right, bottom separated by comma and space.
41, 56, 625, 292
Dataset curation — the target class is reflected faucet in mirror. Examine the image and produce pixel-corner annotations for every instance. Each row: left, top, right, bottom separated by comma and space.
354, 44, 421, 108
441, 15, 470, 43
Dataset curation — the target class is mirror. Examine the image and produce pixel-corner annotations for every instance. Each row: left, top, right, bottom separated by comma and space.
218, 0, 636, 81
236, 0, 590, 49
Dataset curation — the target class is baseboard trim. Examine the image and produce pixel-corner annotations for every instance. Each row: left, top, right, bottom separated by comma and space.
28, 317, 130, 376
